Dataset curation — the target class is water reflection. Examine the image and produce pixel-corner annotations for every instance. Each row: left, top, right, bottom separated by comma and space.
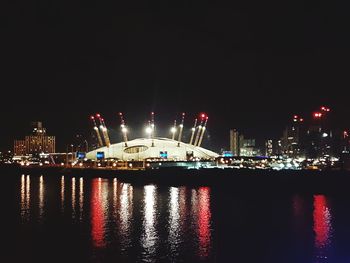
38, 176, 44, 221
72, 177, 76, 219
119, 183, 133, 250
91, 178, 108, 248
197, 187, 211, 259
79, 177, 84, 221
142, 185, 158, 259
313, 195, 333, 262
20, 175, 30, 220
168, 187, 180, 255
61, 176, 65, 212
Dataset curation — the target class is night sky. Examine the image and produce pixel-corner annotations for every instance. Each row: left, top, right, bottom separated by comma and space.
2, 0, 350, 152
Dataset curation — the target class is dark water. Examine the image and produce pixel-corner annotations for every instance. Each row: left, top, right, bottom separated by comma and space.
6, 172, 350, 262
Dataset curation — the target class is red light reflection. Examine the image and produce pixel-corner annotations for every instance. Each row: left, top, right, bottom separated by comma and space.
313, 195, 332, 261
198, 187, 211, 258
313, 195, 331, 248
91, 179, 106, 248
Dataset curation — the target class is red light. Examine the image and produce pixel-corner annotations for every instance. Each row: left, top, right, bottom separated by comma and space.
90, 116, 95, 120
96, 113, 100, 118
321, 106, 331, 112
313, 112, 322, 118
294, 115, 298, 119
200, 113, 207, 120
300, 118, 304, 122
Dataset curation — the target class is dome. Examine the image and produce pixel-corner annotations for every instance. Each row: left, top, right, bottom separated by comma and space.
86, 137, 219, 161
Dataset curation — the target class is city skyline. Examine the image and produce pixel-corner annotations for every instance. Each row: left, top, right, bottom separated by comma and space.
2, 105, 349, 154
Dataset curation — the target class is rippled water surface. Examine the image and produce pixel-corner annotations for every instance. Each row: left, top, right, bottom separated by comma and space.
7, 173, 350, 262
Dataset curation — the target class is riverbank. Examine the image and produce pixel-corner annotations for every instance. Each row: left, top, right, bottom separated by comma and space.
2, 163, 350, 193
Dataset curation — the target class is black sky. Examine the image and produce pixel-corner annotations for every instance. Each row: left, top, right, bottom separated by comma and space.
2, 0, 350, 152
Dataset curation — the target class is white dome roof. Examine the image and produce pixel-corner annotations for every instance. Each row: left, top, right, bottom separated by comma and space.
86, 137, 219, 161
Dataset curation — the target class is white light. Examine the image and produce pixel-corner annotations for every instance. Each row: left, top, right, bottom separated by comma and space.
171, 127, 176, 133
191, 128, 195, 131
179, 124, 183, 128
122, 127, 127, 133
322, 133, 328, 137
145, 127, 152, 134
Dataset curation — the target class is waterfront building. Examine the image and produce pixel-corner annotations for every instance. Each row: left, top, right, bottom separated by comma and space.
14, 140, 26, 156
229, 129, 240, 156
14, 122, 56, 155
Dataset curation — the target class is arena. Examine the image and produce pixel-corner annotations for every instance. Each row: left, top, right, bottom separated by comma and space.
86, 137, 219, 161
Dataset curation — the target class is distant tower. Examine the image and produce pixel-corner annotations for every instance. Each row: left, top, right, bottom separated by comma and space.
230, 129, 240, 156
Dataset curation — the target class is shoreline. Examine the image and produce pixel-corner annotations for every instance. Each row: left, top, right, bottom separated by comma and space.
2, 164, 350, 193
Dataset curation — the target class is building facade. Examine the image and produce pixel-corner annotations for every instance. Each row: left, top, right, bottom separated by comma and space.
14, 122, 56, 155
14, 140, 26, 156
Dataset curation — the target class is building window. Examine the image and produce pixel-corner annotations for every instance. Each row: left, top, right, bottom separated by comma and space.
123, 145, 148, 154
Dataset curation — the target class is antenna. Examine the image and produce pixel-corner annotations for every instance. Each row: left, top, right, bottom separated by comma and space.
119, 112, 128, 147
177, 112, 185, 147
90, 115, 103, 148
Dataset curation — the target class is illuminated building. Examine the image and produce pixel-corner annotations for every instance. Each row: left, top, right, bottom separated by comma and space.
265, 139, 273, 157
239, 138, 260, 157
86, 112, 217, 161
14, 122, 56, 155
281, 115, 305, 158
229, 129, 240, 156
14, 140, 26, 156
86, 138, 218, 161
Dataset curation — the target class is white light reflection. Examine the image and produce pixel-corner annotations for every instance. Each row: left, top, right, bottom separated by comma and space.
20, 175, 25, 219
20, 175, 31, 221
79, 177, 84, 221
61, 176, 65, 213
119, 183, 133, 246
72, 177, 76, 219
38, 176, 44, 221
113, 178, 118, 217
141, 185, 158, 259
26, 175, 30, 216
168, 187, 180, 254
